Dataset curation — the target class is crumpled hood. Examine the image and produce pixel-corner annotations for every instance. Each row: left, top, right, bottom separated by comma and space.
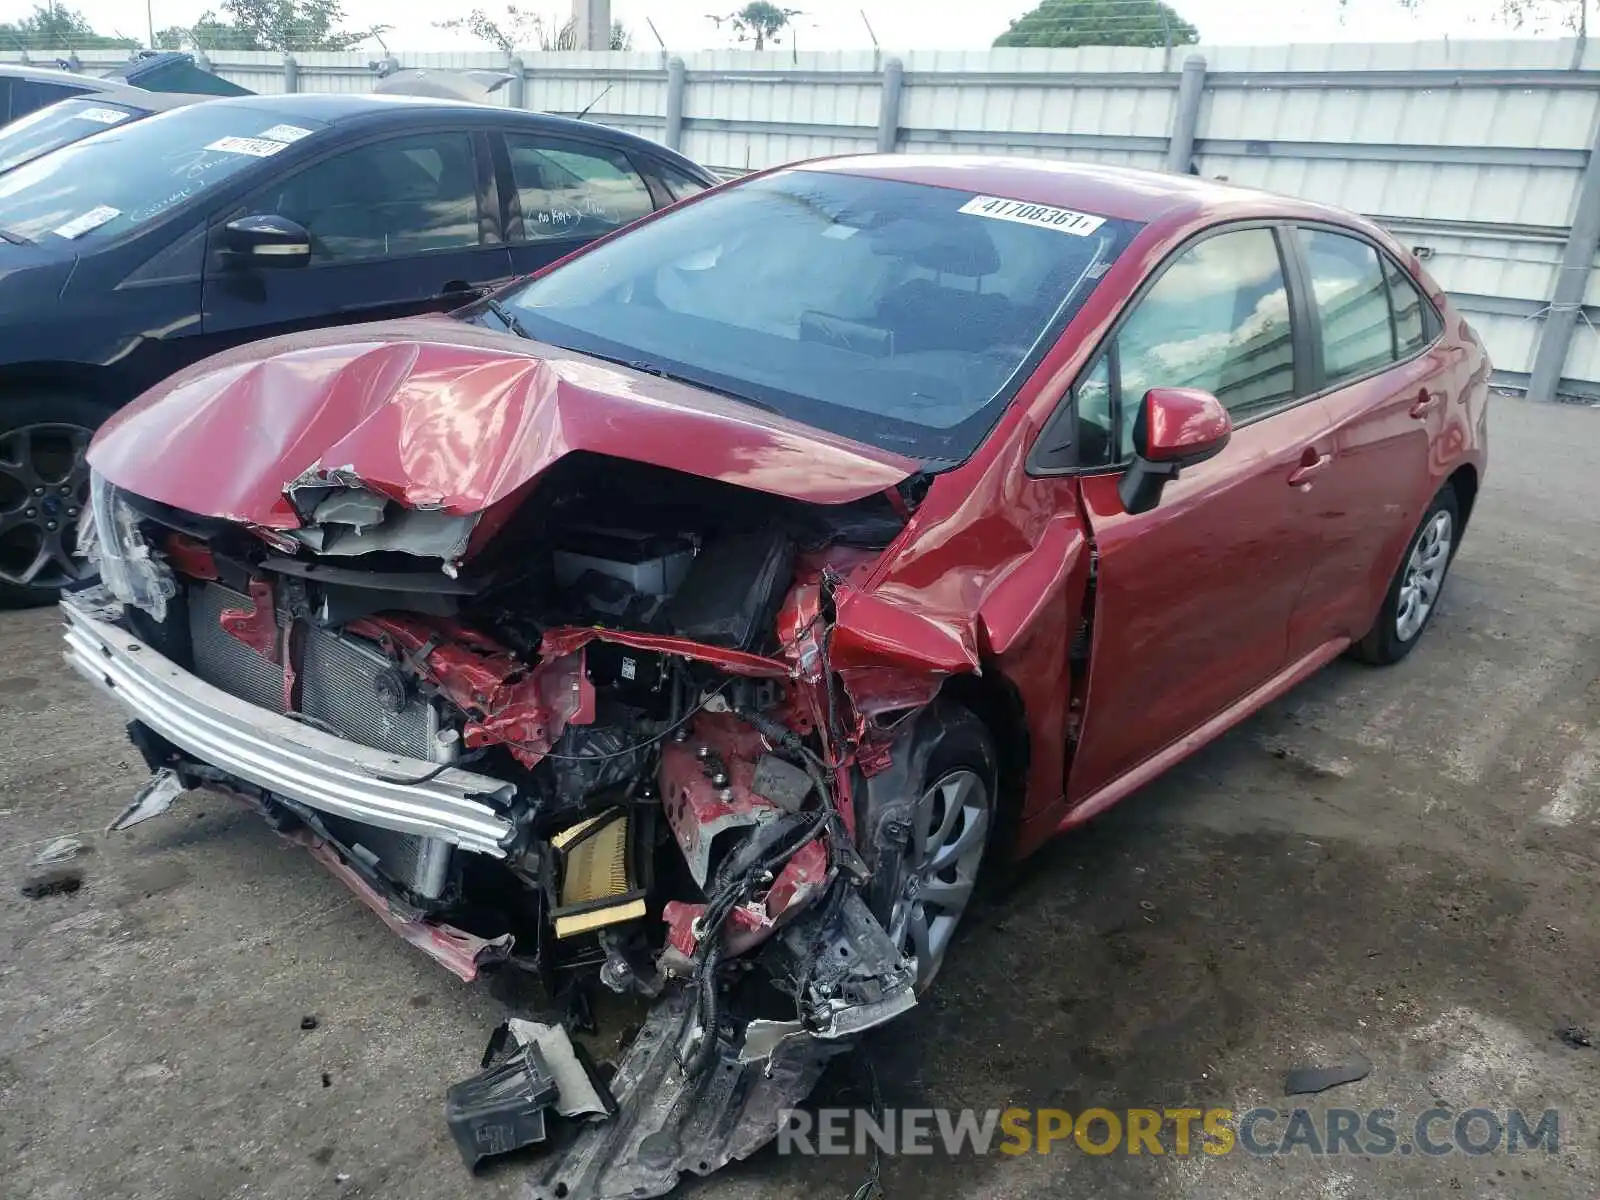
89, 316, 919, 528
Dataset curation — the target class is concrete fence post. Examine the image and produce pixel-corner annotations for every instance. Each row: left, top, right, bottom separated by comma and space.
1527, 114, 1600, 403
507, 56, 525, 109
1165, 53, 1207, 174
194, 50, 213, 74
282, 54, 299, 94
664, 56, 687, 151
877, 56, 904, 154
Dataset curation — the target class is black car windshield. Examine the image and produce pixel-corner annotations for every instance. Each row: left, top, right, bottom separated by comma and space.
496, 169, 1138, 461
0, 103, 329, 244
0, 97, 152, 175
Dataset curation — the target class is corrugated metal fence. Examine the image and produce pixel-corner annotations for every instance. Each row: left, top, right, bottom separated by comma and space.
12, 39, 1600, 399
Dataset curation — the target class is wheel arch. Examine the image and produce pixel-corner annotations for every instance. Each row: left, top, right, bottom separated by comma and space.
938, 668, 1030, 861
0, 362, 127, 412
1446, 462, 1480, 538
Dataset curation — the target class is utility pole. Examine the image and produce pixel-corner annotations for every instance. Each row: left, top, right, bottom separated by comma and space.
571, 0, 612, 50
147, 0, 155, 49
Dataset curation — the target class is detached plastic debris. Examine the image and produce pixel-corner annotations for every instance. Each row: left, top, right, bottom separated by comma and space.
108, 768, 186, 833
445, 1040, 560, 1169
1284, 1054, 1372, 1096
30, 837, 85, 867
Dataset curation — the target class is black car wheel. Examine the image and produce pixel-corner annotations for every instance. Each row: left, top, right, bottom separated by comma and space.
0, 396, 107, 608
1351, 483, 1462, 666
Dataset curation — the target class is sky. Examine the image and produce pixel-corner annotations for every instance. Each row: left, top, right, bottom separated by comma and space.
2, 0, 1573, 54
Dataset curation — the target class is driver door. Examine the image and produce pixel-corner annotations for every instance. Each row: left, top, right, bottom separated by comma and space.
1065, 224, 1336, 805
200, 128, 513, 349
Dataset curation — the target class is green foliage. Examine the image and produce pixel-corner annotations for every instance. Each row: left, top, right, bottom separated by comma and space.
433, 6, 631, 52
160, 0, 385, 52
993, 0, 1199, 48
0, 4, 138, 50
708, 3, 803, 50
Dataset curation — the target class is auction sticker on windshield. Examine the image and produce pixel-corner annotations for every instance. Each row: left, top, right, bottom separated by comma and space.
52, 204, 120, 239
257, 124, 314, 143
959, 195, 1106, 237
75, 107, 130, 125
204, 135, 291, 158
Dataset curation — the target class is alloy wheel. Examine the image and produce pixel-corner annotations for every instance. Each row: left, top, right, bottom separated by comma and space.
0, 422, 94, 591
887, 767, 990, 991
1395, 509, 1453, 643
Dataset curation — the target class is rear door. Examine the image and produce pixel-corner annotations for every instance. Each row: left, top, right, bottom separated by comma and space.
1281, 225, 1451, 648
494, 130, 657, 276
201, 126, 513, 345
1064, 224, 1336, 803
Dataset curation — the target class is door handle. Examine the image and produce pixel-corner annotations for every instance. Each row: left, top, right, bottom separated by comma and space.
1287, 449, 1333, 487
1409, 389, 1440, 419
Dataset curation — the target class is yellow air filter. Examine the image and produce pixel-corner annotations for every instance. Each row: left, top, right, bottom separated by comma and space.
552, 811, 645, 939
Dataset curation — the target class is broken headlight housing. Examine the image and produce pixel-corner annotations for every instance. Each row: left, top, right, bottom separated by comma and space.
79, 471, 178, 621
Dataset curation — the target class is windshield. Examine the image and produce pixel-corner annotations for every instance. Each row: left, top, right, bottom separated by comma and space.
0, 97, 151, 175
496, 169, 1138, 460
0, 103, 328, 244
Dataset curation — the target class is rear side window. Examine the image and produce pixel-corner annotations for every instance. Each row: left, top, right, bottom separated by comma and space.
9, 78, 91, 122
504, 134, 653, 241
1298, 229, 1393, 383
653, 160, 711, 203
1385, 256, 1434, 356
258, 131, 482, 263
1297, 227, 1441, 385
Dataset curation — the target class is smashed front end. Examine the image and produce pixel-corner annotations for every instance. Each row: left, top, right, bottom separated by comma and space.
65, 449, 927, 1197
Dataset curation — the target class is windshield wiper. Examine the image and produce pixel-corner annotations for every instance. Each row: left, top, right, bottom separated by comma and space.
484, 297, 531, 339
0, 227, 33, 246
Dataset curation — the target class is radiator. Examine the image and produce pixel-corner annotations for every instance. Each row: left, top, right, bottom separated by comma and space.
187, 582, 457, 899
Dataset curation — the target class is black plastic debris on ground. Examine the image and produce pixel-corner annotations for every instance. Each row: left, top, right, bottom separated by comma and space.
1284, 1054, 1372, 1095
445, 1041, 560, 1170
20, 866, 83, 899
1556, 1025, 1593, 1049
301, 1015, 319, 1031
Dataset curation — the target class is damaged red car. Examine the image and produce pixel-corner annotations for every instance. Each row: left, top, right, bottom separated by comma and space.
63, 156, 1488, 1197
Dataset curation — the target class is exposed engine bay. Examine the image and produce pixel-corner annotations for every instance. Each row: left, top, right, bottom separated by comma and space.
68, 451, 934, 1198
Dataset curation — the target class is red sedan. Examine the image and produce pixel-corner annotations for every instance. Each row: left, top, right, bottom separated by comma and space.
66, 156, 1486, 1193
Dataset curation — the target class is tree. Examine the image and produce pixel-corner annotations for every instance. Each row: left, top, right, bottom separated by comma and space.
1364, 0, 1590, 36
162, 0, 385, 52
993, 0, 1199, 48
434, 6, 631, 52
0, 4, 138, 50
707, 3, 802, 50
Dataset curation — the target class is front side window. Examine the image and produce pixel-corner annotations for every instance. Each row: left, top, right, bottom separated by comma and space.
255, 131, 482, 264
1298, 228, 1394, 383
505, 135, 653, 242
0, 103, 331, 245
494, 169, 1138, 460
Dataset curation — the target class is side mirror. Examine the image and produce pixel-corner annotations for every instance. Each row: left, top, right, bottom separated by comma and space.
1117, 387, 1232, 516
219, 214, 311, 270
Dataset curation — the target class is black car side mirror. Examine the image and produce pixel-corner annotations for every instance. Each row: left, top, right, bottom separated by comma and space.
219, 214, 311, 270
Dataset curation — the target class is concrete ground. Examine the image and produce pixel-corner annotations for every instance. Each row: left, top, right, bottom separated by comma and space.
1, 395, 1597, 1200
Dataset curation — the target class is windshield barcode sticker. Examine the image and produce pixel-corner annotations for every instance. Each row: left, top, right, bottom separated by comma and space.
257, 123, 313, 143
52, 205, 120, 239
75, 106, 130, 125
205, 135, 291, 158
959, 195, 1106, 237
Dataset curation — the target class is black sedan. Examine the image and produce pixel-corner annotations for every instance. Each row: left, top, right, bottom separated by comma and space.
0, 92, 716, 605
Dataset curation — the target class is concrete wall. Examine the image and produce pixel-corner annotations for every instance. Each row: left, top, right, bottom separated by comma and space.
10, 39, 1600, 398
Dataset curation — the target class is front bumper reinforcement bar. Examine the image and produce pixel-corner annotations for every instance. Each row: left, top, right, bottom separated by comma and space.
61, 597, 517, 857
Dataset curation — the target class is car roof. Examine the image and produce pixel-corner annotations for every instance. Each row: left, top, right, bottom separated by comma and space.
804, 154, 1369, 230
171, 92, 707, 171
0, 63, 119, 90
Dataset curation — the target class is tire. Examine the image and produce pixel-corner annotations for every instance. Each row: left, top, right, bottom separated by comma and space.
0, 393, 115, 610
857, 704, 997, 993
1351, 483, 1461, 666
